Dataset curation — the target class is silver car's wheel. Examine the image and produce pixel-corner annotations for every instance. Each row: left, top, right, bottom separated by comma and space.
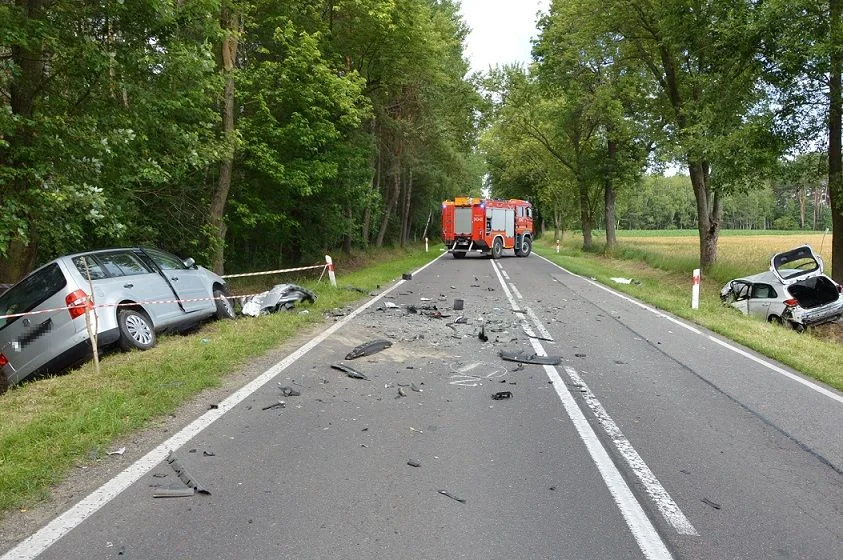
214, 289, 235, 320
118, 309, 156, 351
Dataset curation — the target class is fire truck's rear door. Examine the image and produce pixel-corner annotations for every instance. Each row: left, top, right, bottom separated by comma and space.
455, 208, 473, 234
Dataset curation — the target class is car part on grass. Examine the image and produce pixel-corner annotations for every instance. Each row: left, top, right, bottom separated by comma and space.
278, 385, 301, 397
402, 273, 413, 280
107, 447, 126, 456
491, 391, 512, 400
345, 339, 392, 360
499, 351, 562, 366
331, 362, 369, 380
165, 451, 210, 495
438, 489, 466, 504
240, 284, 317, 317
407, 459, 421, 467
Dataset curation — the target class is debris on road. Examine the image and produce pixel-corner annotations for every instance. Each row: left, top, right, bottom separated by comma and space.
331, 362, 370, 380
402, 273, 413, 280
701, 498, 721, 510
162, 451, 210, 496
202, 451, 216, 457
453, 298, 464, 310
153, 487, 197, 498
345, 339, 393, 360
107, 447, 126, 456
407, 459, 422, 468
278, 385, 301, 397
241, 284, 317, 317
396, 387, 407, 398
478, 325, 488, 342
409, 427, 423, 434
383, 301, 400, 309
499, 351, 562, 366
262, 400, 286, 411
523, 325, 553, 341
491, 391, 513, 400
574, 353, 586, 358
438, 489, 466, 504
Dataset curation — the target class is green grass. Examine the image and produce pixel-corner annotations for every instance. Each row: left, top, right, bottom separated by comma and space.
535, 237, 843, 391
0, 245, 438, 517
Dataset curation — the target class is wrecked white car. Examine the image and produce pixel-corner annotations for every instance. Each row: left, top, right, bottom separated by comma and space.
720, 245, 843, 331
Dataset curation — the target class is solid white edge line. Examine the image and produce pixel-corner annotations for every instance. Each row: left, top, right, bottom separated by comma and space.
490, 261, 674, 560
2, 254, 446, 560
564, 366, 698, 536
535, 252, 843, 405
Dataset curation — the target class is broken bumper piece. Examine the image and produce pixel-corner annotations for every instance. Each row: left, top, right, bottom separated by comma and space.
499, 351, 562, 366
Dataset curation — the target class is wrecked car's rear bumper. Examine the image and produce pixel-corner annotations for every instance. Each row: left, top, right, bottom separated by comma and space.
789, 299, 843, 326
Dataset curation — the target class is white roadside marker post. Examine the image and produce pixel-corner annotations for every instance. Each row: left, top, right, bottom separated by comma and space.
691, 268, 701, 309
325, 255, 337, 287
556, 239, 560, 253
425, 237, 428, 252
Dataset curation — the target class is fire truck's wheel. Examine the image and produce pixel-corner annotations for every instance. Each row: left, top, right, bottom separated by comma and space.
453, 251, 466, 259
491, 237, 503, 259
520, 236, 532, 257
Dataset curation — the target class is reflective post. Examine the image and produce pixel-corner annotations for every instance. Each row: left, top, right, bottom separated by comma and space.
691, 268, 701, 309
325, 255, 337, 287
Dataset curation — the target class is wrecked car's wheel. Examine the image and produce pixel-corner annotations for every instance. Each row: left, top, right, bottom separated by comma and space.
118, 309, 156, 351
520, 237, 532, 257
214, 289, 235, 320
452, 251, 466, 259
768, 315, 783, 326
787, 320, 805, 333
491, 237, 503, 259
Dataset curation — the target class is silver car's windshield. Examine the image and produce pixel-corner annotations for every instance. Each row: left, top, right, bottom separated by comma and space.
0, 263, 67, 330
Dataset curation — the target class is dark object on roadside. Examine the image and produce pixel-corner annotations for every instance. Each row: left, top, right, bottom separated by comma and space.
345, 339, 392, 360
202, 451, 215, 457
438, 489, 466, 504
492, 391, 512, 400
701, 498, 721, 510
241, 283, 316, 317
574, 353, 586, 358
407, 459, 421, 467
331, 362, 369, 380
499, 351, 562, 366
402, 273, 413, 280
262, 400, 286, 411
165, 451, 210, 495
478, 325, 488, 342
407, 305, 418, 314
209, 403, 219, 409
453, 298, 464, 310
279, 385, 301, 397
396, 387, 407, 398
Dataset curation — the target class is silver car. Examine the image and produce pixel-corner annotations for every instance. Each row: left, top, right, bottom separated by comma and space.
0, 247, 234, 391
720, 245, 843, 331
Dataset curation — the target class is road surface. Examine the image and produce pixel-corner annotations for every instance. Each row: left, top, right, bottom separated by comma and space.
3, 251, 842, 559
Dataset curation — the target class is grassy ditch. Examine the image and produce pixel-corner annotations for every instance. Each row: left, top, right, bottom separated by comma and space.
0, 245, 440, 517
534, 235, 842, 392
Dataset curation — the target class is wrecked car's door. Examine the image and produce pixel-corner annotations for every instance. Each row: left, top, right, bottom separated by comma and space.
770, 245, 822, 285
747, 283, 778, 320
727, 280, 751, 315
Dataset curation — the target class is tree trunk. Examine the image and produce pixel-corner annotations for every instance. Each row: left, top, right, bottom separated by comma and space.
342, 206, 353, 255
829, 0, 843, 284
210, 6, 239, 275
578, 177, 593, 250
400, 169, 413, 247
798, 185, 806, 228
688, 159, 721, 271
376, 141, 401, 247
604, 140, 618, 251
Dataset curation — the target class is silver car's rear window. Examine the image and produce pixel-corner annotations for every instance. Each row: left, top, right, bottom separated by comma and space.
0, 263, 67, 330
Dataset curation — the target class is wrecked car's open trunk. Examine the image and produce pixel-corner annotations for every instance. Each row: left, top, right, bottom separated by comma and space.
787, 276, 840, 309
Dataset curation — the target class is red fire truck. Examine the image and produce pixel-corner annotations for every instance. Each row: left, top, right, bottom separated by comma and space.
441, 197, 534, 259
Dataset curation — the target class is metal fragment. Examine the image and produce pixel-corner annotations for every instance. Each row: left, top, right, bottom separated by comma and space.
438, 490, 466, 504
345, 339, 392, 360
491, 391, 513, 400
499, 351, 562, 366
331, 362, 369, 380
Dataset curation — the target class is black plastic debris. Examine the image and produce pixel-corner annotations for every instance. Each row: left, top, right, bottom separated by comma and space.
209, 403, 219, 409
438, 489, 466, 504
202, 451, 216, 457
407, 459, 421, 467
499, 351, 562, 365
346, 339, 392, 360
402, 272, 413, 280
262, 401, 286, 411
701, 498, 721, 510
492, 391, 513, 400
407, 305, 418, 314
478, 325, 488, 342
453, 298, 464, 310
279, 386, 301, 397
331, 362, 369, 380
161, 451, 210, 496
574, 353, 586, 358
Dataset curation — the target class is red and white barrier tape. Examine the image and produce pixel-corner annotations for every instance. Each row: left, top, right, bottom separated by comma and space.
221, 264, 326, 279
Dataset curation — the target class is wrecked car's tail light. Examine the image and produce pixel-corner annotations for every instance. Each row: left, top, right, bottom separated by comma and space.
783, 298, 799, 308
0, 353, 8, 367
66, 290, 92, 319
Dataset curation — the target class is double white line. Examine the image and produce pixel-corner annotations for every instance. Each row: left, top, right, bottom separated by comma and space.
491, 261, 698, 560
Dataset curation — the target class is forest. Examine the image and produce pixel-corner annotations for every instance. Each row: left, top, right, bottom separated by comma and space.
1, 0, 841, 283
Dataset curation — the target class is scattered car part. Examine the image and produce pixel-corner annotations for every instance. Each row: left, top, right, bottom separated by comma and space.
499, 351, 562, 366
383, 301, 400, 309
165, 451, 210, 494
262, 400, 286, 410
407, 459, 421, 467
453, 299, 464, 310
278, 385, 301, 397
478, 325, 488, 342
240, 284, 316, 317
402, 273, 413, 280
331, 362, 369, 380
438, 489, 466, 504
107, 447, 127, 456
491, 391, 512, 400
345, 339, 392, 360
701, 498, 721, 510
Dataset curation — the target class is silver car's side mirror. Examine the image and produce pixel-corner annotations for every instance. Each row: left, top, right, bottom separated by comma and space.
183, 257, 196, 269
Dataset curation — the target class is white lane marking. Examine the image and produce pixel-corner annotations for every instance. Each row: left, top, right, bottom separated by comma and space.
707, 336, 843, 405
501, 268, 510, 280
564, 366, 698, 535
490, 261, 675, 559
2, 255, 446, 560
536, 254, 700, 334
524, 306, 554, 341
508, 283, 523, 299
536, 253, 843, 405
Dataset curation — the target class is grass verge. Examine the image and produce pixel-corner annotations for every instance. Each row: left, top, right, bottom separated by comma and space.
534, 238, 842, 392
0, 245, 440, 517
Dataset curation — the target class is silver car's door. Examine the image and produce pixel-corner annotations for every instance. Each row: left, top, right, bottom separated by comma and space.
747, 283, 777, 320
0, 262, 82, 384
142, 249, 213, 314
79, 252, 181, 325
728, 280, 751, 316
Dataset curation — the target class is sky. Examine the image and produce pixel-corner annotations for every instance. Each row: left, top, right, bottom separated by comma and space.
458, 0, 549, 74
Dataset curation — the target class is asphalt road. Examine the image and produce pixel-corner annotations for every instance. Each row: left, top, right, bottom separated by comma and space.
3, 251, 842, 560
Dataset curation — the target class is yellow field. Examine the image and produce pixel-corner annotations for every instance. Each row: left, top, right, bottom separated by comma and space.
619, 233, 834, 276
